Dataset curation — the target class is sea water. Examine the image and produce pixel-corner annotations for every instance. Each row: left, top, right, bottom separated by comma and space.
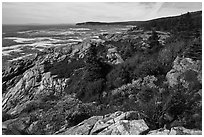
2, 24, 130, 68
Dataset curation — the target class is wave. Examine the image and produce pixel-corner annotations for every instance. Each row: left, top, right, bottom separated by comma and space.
67, 39, 83, 42
91, 36, 99, 39
17, 30, 34, 34
8, 54, 33, 62
4, 37, 35, 43
69, 28, 91, 31
2, 49, 23, 56
2, 44, 24, 50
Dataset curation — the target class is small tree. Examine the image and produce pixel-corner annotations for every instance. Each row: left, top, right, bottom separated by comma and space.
147, 30, 160, 52
177, 12, 193, 32
84, 43, 103, 81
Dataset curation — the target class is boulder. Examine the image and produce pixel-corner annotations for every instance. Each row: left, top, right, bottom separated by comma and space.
147, 127, 202, 135
57, 111, 149, 135
169, 127, 202, 135
2, 117, 31, 135
27, 121, 41, 135
58, 116, 103, 135
166, 56, 202, 89
107, 47, 124, 64
97, 119, 148, 135
148, 128, 170, 135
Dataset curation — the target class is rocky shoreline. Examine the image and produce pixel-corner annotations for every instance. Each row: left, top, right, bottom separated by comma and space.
2, 25, 202, 135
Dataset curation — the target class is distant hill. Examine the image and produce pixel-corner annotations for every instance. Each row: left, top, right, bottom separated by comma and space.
76, 21, 144, 26
139, 10, 202, 31
76, 10, 202, 31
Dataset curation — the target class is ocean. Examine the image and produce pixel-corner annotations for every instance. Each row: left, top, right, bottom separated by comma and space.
2, 24, 131, 68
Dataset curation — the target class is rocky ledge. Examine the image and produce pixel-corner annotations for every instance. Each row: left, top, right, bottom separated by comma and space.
55, 111, 201, 135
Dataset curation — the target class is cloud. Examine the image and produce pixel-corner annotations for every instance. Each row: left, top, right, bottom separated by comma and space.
2, 2, 202, 24
156, 2, 202, 18
143, 2, 164, 20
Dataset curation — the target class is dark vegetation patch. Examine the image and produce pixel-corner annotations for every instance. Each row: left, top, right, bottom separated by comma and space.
24, 95, 104, 135
49, 57, 85, 78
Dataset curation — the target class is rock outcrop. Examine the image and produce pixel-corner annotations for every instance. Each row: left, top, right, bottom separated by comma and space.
2, 58, 35, 83
2, 49, 72, 117
106, 47, 124, 64
2, 64, 69, 115
100, 29, 170, 47
56, 111, 202, 135
2, 117, 31, 135
2, 58, 36, 95
57, 111, 149, 135
166, 56, 202, 89
147, 127, 202, 135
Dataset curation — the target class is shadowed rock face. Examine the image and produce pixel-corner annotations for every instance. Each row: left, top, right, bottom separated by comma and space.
2, 48, 74, 113
2, 59, 35, 95
2, 59, 35, 83
2, 65, 69, 115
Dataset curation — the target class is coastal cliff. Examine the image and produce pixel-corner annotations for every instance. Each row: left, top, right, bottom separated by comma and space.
2, 11, 202, 135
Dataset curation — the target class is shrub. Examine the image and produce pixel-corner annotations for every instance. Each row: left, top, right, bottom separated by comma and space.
163, 85, 202, 130
133, 59, 165, 79
2, 112, 14, 122
147, 30, 160, 51
65, 103, 95, 126
26, 95, 99, 135
21, 100, 44, 114
76, 78, 105, 102
158, 39, 186, 73
50, 57, 85, 78
106, 64, 131, 89
40, 94, 59, 102
137, 81, 202, 130
137, 87, 157, 103
137, 93, 163, 129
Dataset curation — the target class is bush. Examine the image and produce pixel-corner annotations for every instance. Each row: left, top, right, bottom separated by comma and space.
106, 65, 131, 89
77, 78, 105, 102
84, 43, 104, 81
158, 39, 186, 73
21, 100, 44, 114
164, 85, 202, 130
2, 112, 14, 122
65, 103, 95, 126
137, 93, 163, 129
137, 87, 157, 103
137, 81, 202, 130
50, 57, 85, 78
133, 59, 165, 79
26, 95, 99, 135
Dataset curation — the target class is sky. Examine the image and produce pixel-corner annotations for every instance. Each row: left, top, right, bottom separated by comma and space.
2, 2, 202, 25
